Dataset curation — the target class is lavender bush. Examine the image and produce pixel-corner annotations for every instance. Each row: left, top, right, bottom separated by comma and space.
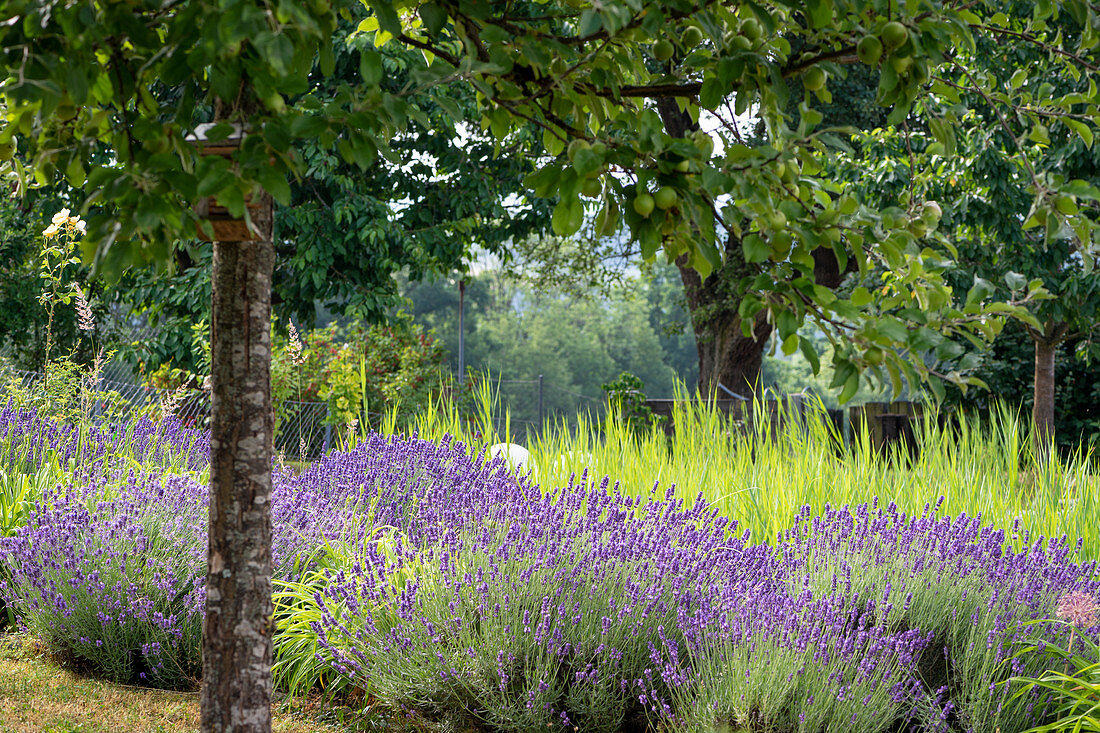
0, 403, 207, 631
2, 408, 1099, 733
1, 472, 206, 687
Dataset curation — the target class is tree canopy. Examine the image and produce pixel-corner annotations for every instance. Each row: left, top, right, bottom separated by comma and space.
6, 0, 1100, 402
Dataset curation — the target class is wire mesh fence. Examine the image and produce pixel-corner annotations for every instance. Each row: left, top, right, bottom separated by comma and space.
1, 367, 617, 457
3, 369, 334, 459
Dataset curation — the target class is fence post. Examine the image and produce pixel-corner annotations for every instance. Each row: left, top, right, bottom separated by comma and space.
537, 374, 544, 429
457, 279, 465, 384
323, 406, 332, 453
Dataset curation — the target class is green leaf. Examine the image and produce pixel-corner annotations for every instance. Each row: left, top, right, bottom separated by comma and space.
742, 234, 770, 263
1004, 271, 1027, 291
65, 157, 85, 187
319, 42, 335, 77
700, 77, 723, 111
418, 2, 447, 36
257, 168, 291, 206
359, 50, 383, 86
928, 376, 946, 403
804, 0, 833, 28
571, 147, 603, 178
367, 1, 402, 36
928, 117, 956, 158
839, 371, 860, 403
877, 318, 910, 342
850, 286, 872, 307
1065, 119, 1095, 148
551, 195, 584, 236
799, 336, 821, 373
578, 9, 602, 37
966, 276, 995, 305
885, 361, 903, 398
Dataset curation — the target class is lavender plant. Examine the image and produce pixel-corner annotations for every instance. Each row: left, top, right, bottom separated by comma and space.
2, 407, 1099, 733
0, 473, 206, 687
775, 500, 1099, 732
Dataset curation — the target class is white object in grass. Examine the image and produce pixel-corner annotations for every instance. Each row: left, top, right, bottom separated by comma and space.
489, 443, 530, 472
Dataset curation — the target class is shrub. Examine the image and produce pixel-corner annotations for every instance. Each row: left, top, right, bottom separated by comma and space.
271, 319, 446, 434
1, 473, 206, 687
601, 371, 662, 435
3, 408, 1100, 733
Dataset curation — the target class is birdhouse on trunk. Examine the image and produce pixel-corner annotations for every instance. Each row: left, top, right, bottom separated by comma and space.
185, 122, 270, 242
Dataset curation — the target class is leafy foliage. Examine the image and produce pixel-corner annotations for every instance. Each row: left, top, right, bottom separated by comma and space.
6, 0, 1100, 401
601, 371, 662, 434
271, 319, 446, 430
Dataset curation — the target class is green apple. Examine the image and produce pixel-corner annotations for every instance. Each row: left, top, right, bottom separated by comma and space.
803, 67, 827, 92
771, 231, 793, 257
652, 39, 675, 62
881, 21, 908, 50
567, 139, 590, 163
581, 178, 602, 198
654, 186, 678, 210
692, 131, 714, 157
889, 54, 913, 75
727, 33, 752, 51
682, 26, 704, 49
920, 201, 942, 224
779, 161, 798, 185
633, 193, 656, 217
740, 18, 762, 42
857, 35, 883, 65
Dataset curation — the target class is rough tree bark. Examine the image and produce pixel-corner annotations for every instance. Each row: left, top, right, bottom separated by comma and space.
655, 100, 852, 395
673, 246, 772, 396
202, 192, 275, 733
1029, 320, 1068, 456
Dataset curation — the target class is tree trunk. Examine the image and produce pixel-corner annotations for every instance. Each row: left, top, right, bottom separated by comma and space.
673, 249, 771, 396
202, 195, 275, 733
1029, 323, 1064, 451
655, 100, 852, 395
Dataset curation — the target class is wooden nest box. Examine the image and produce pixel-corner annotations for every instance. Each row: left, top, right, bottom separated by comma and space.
185, 122, 269, 242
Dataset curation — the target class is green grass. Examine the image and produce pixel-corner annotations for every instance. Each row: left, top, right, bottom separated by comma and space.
0, 635, 388, 733
393, 383, 1099, 561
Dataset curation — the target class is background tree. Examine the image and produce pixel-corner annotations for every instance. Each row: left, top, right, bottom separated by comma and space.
403, 264, 682, 425
826, 5, 1100, 447
115, 33, 551, 376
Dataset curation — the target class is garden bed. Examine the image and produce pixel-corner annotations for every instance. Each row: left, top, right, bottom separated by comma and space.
1, 403, 1098, 732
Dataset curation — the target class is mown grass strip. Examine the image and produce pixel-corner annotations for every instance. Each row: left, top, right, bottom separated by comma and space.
0, 635, 369, 733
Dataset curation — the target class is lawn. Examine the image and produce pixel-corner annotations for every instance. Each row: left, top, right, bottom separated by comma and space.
0, 634, 362, 733
1, 396, 1098, 732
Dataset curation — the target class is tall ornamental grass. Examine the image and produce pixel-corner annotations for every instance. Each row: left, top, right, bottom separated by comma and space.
397, 384, 1100, 562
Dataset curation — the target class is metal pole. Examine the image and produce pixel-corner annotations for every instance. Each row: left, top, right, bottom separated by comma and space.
537, 373, 544, 427
323, 406, 332, 453
458, 278, 466, 384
